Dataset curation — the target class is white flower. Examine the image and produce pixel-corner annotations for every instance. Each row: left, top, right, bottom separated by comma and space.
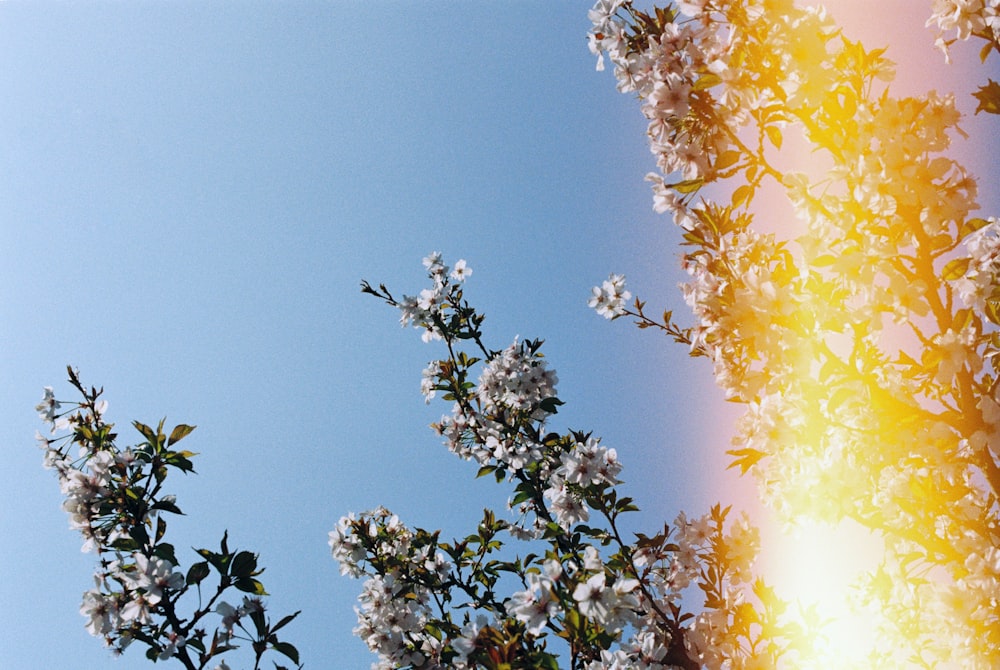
120, 592, 153, 625
586, 649, 632, 670
423, 251, 446, 274
928, 0, 988, 40
123, 554, 184, 605
36, 386, 61, 425
452, 615, 488, 660
417, 287, 441, 311
157, 632, 185, 660
450, 259, 472, 282
588, 0, 624, 26
934, 327, 980, 385
507, 574, 559, 636
648, 75, 691, 118
677, 0, 711, 17
572, 572, 610, 621
216, 601, 242, 633
476, 339, 558, 420
583, 546, 603, 571
398, 295, 422, 328
588, 274, 631, 319
558, 437, 622, 487
544, 478, 590, 529
80, 585, 117, 638
420, 361, 442, 403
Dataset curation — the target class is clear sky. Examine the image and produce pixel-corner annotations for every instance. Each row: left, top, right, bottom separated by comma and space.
1, 3, 728, 667
2, 2, 998, 669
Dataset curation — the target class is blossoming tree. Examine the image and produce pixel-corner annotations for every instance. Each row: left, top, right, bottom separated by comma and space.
37, 1, 1000, 668
582, 0, 1000, 666
36, 370, 302, 670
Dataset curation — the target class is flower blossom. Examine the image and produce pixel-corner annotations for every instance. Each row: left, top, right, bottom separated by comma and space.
589, 273, 631, 319
477, 339, 558, 419
36, 386, 60, 423
506, 561, 563, 635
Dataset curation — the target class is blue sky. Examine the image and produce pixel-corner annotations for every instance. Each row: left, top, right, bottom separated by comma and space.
1, 3, 730, 667
2, 2, 998, 669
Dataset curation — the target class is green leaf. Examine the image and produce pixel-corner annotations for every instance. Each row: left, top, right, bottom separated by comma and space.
941, 257, 971, 281
111, 536, 140, 552
765, 125, 783, 149
133, 421, 157, 444
538, 397, 564, 414
153, 542, 178, 566
980, 40, 994, 63
271, 611, 301, 634
510, 488, 533, 506
731, 184, 752, 208
693, 72, 721, 90
726, 448, 766, 475
960, 217, 991, 240
534, 653, 561, 670
231, 551, 258, 579
185, 637, 206, 654
195, 547, 230, 575
152, 498, 184, 515
930, 233, 953, 251
155, 517, 168, 543
186, 561, 211, 586
235, 577, 268, 595
250, 607, 267, 636
615, 496, 638, 514
563, 607, 582, 636
973, 78, 1000, 115
682, 231, 704, 246
672, 178, 704, 194
167, 423, 196, 446
987, 300, 1000, 326
129, 523, 150, 546
271, 641, 300, 665
714, 150, 740, 171
165, 450, 197, 473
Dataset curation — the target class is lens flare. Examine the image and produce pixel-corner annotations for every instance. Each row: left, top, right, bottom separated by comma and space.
761, 516, 882, 666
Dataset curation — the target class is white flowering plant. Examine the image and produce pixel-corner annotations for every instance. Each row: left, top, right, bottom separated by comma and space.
36, 0, 1000, 668
339, 255, 808, 669
588, 0, 1000, 666
36, 368, 301, 670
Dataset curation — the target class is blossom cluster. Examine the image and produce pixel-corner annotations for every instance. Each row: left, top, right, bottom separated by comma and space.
542, 436, 622, 530
927, 0, 1000, 58
952, 216, 1000, 315
477, 339, 559, 418
340, 255, 803, 669
329, 507, 459, 668
38, 2, 1000, 669
398, 252, 473, 342
588, 273, 631, 319
589, 0, 1000, 666
429, 338, 557, 473
36, 370, 301, 670
588, 0, 731, 185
